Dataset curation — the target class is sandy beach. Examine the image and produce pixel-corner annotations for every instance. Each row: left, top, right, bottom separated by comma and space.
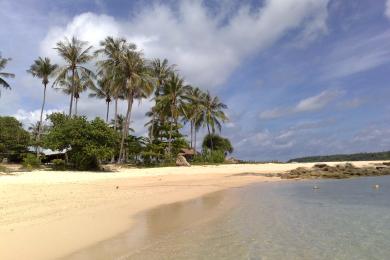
0, 161, 384, 260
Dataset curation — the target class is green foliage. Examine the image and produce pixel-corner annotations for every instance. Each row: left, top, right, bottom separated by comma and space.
193, 150, 226, 164
22, 154, 41, 170
202, 134, 233, 155
289, 151, 390, 163
0, 116, 30, 162
51, 159, 66, 171
44, 113, 118, 170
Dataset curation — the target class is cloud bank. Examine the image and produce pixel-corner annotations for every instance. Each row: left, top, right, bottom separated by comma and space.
40, 0, 330, 89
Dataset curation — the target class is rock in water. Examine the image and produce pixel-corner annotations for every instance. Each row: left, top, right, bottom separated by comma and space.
176, 155, 191, 167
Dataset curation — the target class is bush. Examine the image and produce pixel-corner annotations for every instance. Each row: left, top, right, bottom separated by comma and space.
51, 159, 66, 170
0, 116, 30, 162
22, 154, 41, 170
193, 150, 226, 164
44, 113, 118, 170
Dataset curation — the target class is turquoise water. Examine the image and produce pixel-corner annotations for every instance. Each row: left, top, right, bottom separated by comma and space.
67, 176, 390, 260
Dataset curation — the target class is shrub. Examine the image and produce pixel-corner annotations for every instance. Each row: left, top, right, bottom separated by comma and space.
44, 113, 118, 170
0, 116, 30, 162
22, 154, 41, 170
193, 150, 226, 164
51, 159, 66, 170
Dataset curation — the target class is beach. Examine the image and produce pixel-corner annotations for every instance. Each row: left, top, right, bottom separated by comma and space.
0, 161, 384, 259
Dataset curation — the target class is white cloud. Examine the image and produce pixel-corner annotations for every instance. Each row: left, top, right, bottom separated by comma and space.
386, 0, 390, 19
13, 108, 64, 128
260, 89, 343, 119
40, 0, 330, 89
321, 30, 390, 80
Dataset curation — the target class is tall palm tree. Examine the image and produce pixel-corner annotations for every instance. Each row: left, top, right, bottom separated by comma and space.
200, 91, 228, 150
54, 37, 95, 116
157, 73, 189, 157
56, 71, 94, 116
95, 36, 127, 130
117, 46, 154, 163
89, 76, 112, 122
183, 86, 205, 150
149, 58, 175, 141
27, 57, 57, 148
0, 54, 15, 95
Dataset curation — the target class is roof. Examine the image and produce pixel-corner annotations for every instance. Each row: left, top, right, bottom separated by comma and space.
27, 146, 68, 156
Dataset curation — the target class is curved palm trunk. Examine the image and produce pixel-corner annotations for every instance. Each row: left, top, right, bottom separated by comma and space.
36, 83, 47, 157
118, 92, 133, 163
69, 68, 75, 116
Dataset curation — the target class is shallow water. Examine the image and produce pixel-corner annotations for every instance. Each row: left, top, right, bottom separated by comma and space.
66, 176, 390, 260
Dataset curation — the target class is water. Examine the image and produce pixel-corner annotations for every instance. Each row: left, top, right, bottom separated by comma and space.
66, 176, 390, 260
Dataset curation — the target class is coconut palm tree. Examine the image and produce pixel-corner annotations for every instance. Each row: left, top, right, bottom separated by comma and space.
116, 46, 154, 163
95, 36, 127, 130
149, 58, 175, 141
157, 73, 190, 157
183, 86, 205, 150
0, 54, 15, 95
200, 91, 228, 150
89, 76, 112, 122
54, 37, 95, 116
27, 57, 57, 148
57, 71, 94, 116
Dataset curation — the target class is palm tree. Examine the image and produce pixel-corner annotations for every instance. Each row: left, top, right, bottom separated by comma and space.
56, 71, 94, 115
0, 54, 15, 95
116, 45, 154, 163
27, 57, 57, 148
149, 58, 175, 141
89, 76, 112, 122
183, 86, 205, 150
157, 73, 189, 158
54, 37, 95, 116
95, 36, 127, 130
200, 91, 228, 151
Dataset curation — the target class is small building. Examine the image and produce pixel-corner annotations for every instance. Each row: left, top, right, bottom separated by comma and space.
178, 148, 196, 160
28, 147, 67, 163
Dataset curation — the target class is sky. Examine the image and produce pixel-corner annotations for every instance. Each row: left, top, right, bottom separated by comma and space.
0, 0, 390, 161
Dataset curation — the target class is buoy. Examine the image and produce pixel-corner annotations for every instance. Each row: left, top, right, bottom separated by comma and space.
313, 185, 319, 190
373, 184, 380, 189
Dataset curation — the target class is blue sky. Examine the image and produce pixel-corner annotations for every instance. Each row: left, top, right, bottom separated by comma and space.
1, 0, 390, 161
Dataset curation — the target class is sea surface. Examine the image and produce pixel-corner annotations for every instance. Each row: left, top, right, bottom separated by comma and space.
66, 176, 390, 260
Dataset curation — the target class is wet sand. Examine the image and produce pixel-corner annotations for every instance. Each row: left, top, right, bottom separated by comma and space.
0, 162, 383, 259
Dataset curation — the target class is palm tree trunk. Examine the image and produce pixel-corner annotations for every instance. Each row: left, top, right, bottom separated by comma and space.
36, 83, 47, 157
207, 124, 213, 151
106, 101, 110, 123
74, 97, 78, 116
118, 92, 133, 163
194, 128, 197, 152
190, 121, 193, 149
168, 117, 173, 159
69, 68, 75, 116
114, 97, 118, 131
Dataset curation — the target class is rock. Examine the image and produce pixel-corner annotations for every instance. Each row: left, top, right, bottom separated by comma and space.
383, 162, 390, 166
176, 155, 191, 167
225, 157, 240, 164
314, 163, 328, 168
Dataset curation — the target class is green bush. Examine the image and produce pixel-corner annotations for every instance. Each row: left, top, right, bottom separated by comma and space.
193, 150, 226, 164
22, 154, 41, 170
51, 159, 66, 170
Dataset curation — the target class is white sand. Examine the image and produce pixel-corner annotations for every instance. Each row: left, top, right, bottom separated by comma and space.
0, 161, 385, 259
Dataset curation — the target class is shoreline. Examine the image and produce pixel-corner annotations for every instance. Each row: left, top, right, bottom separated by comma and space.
0, 161, 386, 260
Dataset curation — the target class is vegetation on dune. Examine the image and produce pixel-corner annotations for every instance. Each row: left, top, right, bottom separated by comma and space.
288, 151, 390, 163
0, 36, 232, 170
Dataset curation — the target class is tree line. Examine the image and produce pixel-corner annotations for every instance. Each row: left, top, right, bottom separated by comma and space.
0, 36, 232, 169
